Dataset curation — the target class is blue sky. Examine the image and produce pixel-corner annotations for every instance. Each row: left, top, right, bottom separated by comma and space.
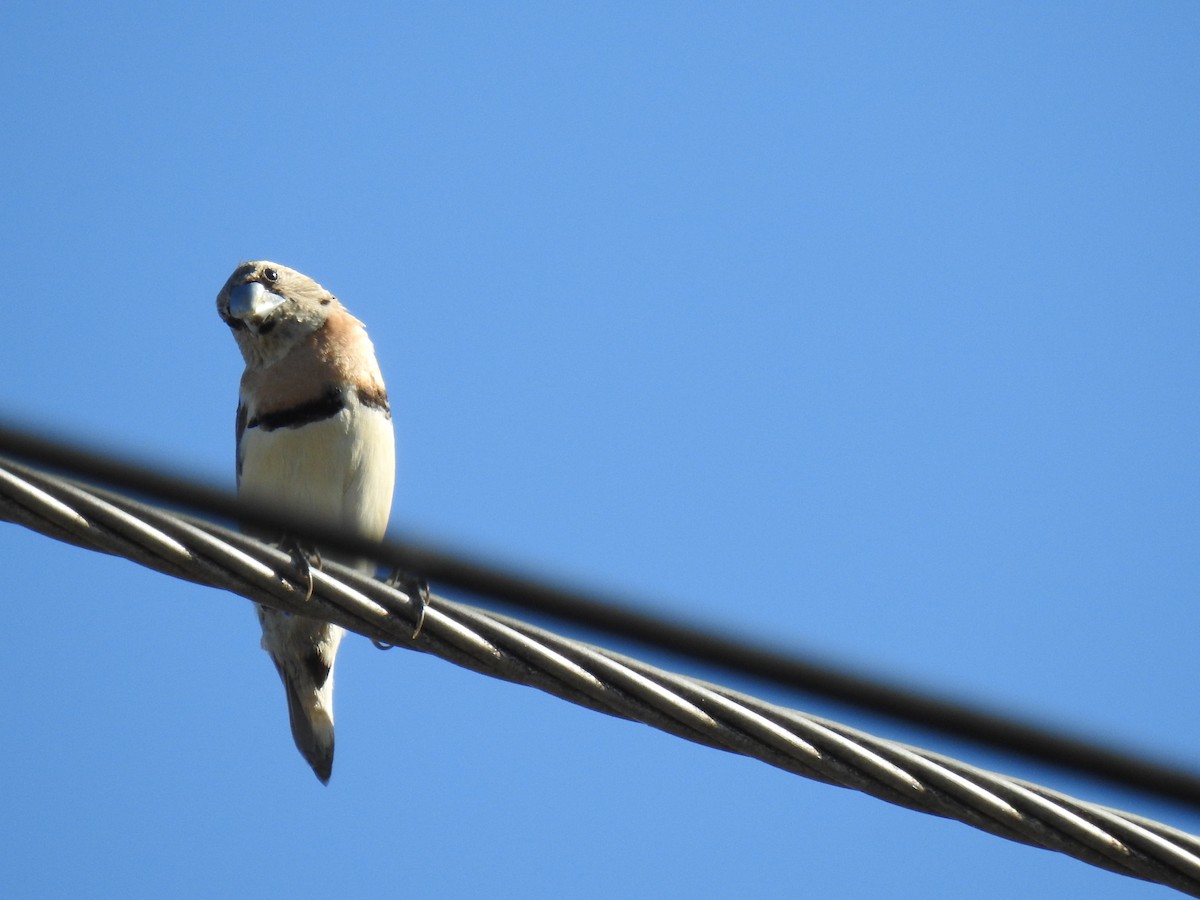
2, 2, 1198, 897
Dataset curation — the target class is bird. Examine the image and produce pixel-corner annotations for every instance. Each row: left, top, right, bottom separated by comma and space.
216, 260, 395, 783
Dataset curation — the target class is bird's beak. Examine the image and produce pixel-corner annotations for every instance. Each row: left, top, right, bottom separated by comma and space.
228, 281, 285, 327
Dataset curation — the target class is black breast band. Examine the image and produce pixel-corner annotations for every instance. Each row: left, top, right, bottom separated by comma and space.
247, 387, 348, 431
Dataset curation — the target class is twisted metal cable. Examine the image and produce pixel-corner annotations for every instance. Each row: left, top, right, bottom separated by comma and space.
4, 424, 1198, 810
2, 457, 1199, 895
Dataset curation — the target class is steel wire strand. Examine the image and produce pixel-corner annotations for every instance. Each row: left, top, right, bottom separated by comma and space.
2, 461, 1199, 895
480, 612, 1200, 887
5, 424, 1200, 814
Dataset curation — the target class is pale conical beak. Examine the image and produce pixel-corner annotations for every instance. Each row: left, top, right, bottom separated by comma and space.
228, 281, 285, 325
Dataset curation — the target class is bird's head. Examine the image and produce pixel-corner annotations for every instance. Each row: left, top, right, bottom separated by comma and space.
217, 260, 338, 366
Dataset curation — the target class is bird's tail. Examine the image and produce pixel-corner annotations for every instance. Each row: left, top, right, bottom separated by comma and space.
259, 606, 345, 784
281, 672, 335, 783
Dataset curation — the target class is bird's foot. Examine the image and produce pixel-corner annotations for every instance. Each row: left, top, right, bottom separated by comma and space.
387, 569, 430, 639
282, 539, 322, 601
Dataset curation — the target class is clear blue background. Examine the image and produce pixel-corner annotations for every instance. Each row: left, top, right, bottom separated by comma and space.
2, 3, 1197, 897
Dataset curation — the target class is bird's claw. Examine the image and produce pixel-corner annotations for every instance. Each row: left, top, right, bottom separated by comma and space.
283, 539, 322, 601
387, 569, 430, 639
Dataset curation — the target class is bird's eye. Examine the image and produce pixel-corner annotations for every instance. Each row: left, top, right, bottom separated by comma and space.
264, 268, 279, 283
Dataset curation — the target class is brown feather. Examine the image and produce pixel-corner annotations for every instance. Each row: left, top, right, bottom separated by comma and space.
240, 309, 388, 418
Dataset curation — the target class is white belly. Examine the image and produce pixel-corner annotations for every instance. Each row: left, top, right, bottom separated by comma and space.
238, 402, 395, 545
